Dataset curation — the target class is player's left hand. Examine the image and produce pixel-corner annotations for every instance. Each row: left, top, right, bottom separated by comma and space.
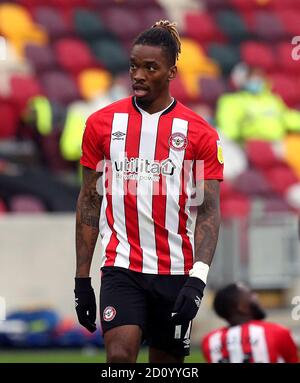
171, 277, 206, 323
74, 277, 97, 333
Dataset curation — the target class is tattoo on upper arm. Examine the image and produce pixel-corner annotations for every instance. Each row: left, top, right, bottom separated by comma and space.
78, 167, 103, 228
194, 180, 221, 265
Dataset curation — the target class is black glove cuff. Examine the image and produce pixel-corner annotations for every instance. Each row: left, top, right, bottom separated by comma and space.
185, 276, 206, 298
75, 277, 92, 292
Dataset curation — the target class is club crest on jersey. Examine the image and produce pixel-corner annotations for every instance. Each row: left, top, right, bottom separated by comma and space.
217, 140, 224, 164
169, 133, 188, 151
103, 306, 116, 322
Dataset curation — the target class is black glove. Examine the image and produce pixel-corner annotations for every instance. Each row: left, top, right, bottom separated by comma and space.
74, 277, 97, 333
171, 277, 206, 323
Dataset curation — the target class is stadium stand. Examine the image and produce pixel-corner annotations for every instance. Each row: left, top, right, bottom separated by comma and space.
32, 6, 72, 40
0, 0, 300, 218
9, 194, 47, 213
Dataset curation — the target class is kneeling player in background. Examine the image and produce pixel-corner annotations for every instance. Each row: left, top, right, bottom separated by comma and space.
201, 282, 298, 363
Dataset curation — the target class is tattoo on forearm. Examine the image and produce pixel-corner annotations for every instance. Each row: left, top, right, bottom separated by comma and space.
79, 208, 100, 228
75, 167, 103, 277
194, 180, 221, 266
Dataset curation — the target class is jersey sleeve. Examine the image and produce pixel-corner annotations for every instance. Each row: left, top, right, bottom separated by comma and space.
193, 126, 224, 181
80, 114, 104, 170
279, 328, 299, 363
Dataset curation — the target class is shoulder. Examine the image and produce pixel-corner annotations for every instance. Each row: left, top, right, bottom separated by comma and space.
86, 97, 133, 125
251, 320, 291, 335
174, 101, 220, 140
201, 327, 224, 345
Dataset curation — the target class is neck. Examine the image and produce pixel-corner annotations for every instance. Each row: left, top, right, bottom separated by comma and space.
228, 315, 253, 326
135, 93, 173, 114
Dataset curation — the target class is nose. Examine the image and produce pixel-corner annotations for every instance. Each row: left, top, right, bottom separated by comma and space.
133, 67, 146, 82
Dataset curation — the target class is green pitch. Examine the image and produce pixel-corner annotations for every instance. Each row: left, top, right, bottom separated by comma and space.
0, 347, 204, 363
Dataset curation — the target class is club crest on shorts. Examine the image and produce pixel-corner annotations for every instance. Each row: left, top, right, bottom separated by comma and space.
169, 132, 188, 151
103, 306, 116, 322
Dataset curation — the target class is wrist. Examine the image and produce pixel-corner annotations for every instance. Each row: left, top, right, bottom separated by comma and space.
75, 277, 92, 291
185, 275, 206, 298
189, 261, 209, 284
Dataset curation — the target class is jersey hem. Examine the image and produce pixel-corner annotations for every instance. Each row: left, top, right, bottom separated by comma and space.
101, 265, 190, 275
202, 175, 223, 180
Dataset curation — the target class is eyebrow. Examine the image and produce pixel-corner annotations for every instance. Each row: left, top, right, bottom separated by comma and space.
130, 57, 159, 65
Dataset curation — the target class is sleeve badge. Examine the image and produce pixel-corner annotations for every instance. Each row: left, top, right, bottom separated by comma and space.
217, 140, 224, 164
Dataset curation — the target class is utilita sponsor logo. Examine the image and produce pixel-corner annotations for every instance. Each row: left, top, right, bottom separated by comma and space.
114, 157, 176, 178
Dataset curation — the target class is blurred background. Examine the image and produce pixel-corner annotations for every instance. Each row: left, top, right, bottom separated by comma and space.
0, 0, 300, 362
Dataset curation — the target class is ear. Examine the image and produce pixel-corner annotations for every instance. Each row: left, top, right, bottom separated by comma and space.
237, 300, 250, 316
168, 65, 177, 81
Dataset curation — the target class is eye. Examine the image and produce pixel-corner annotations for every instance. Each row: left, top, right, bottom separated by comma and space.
129, 63, 136, 70
148, 65, 156, 72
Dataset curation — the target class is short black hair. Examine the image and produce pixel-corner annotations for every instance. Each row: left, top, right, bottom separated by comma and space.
213, 283, 242, 321
133, 20, 181, 66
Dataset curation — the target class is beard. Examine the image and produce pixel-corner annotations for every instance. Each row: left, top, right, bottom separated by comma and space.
250, 302, 266, 320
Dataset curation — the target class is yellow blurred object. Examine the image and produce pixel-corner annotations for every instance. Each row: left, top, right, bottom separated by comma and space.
256, 0, 271, 5
78, 69, 112, 100
0, 3, 47, 57
26, 96, 52, 136
178, 38, 220, 76
255, 290, 285, 309
284, 134, 300, 180
60, 110, 85, 161
177, 38, 220, 97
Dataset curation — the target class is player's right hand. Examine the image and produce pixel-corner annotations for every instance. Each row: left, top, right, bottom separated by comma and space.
74, 277, 97, 333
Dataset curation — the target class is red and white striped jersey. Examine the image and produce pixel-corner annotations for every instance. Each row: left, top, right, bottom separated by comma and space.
201, 320, 298, 363
80, 96, 223, 275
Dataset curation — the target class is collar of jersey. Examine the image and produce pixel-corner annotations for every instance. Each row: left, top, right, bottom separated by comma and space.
132, 96, 176, 117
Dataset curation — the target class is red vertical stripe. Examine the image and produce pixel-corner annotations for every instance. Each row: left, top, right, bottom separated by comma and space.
241, 323, 254, 363
124, 114, 143, 271
262, 323, 275, 363
104, 116, 119, 267
201, 335, 212, 363
220, 328, 229, 362
152, 116, 173, 274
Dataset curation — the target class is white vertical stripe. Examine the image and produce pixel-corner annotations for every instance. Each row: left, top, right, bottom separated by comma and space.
208, 331, 223, 363
226, 326, 244, 363
137, 112, 160, 273
110, 113, 130, 268
165, 118, 188, 274
99, 173, 111, 268
183, 159, 195, 258
249, 324, 270, 363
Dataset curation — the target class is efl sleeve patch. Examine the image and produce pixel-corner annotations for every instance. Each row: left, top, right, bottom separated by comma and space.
217, 140, 224, 164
